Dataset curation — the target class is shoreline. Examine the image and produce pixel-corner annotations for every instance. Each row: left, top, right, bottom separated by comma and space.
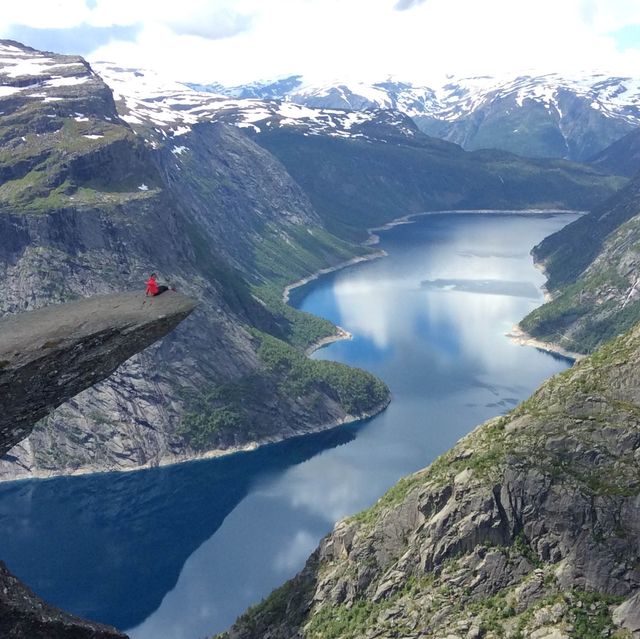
4, 208, 584, 484
282, 250, 387, 304
506, 247, 585, 362
506, 324, 585, 362
365, 208, 586, 246
305, 325, 353, 356
0, 397, 392, 484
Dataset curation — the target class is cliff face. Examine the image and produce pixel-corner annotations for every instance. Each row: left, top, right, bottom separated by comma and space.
0, 291, 196, 456
0, 292, 198, 639
222, 323, 640, 639
0, 560, 126, 639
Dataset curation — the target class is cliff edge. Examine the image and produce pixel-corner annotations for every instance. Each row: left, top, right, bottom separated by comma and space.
0, 291, 196, 457
0, 290, 196, 639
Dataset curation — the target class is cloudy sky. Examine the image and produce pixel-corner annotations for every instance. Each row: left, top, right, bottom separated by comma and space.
1, 0, 640, 85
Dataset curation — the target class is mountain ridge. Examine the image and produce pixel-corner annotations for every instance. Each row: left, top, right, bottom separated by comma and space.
195, 72, 640, 162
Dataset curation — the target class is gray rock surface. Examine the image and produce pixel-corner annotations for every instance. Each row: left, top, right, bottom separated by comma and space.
0, 291, 196, 456
222, 323, 640, 639
0, 560, 126, 639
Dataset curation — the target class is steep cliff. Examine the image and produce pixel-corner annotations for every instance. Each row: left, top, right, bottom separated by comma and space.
0, 291, 196, 456
520, 174, 640, 354
221, 321, 640, 639
0, 559, 126, 639
0, 40, 387, 480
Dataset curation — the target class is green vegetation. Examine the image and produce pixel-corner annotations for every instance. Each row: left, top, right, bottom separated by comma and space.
255, 331, 389, 414
177, 331, 389, 450
252, 223, 361, 288
257, 286, 337, 350
520, 176, 640, 354
256, 129, 625, 241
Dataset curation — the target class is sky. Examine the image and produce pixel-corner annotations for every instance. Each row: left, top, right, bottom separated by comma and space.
1, 0, 640, 86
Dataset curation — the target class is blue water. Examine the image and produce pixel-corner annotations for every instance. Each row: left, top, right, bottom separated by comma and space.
0, 212, 577, 638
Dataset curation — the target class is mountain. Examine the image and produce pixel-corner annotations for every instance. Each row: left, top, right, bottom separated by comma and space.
96, 63, 625, 242
203, 73, 640, 162
0, 40, 389, 480
220, 320, 640, 639
590, 127, 640, 177
0, 41, 624, 480
520, 173, 640, 354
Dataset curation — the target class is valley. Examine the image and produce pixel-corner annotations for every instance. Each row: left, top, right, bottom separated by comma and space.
0, 27, 639, 639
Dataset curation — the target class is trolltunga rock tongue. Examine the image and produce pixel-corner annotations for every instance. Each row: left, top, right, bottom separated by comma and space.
0, 291, 197, 457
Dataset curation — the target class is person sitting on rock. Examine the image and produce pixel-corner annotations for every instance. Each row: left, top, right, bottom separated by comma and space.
146, 273, 169, 297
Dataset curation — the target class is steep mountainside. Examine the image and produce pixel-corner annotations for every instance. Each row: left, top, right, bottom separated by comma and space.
520, 175, 640, 354
255, 130, 623, 241
0, 40, 388, 480
590, 127, 640, 177
221, 321, 640, 639
0, 41, 625, 480
200, 73, 640, 161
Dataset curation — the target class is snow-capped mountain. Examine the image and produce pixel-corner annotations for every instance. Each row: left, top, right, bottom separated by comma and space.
197, 73, 640, 162
94, 63, 419, 145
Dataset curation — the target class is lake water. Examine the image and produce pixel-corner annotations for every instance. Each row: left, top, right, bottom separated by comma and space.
0, 212, 578, 638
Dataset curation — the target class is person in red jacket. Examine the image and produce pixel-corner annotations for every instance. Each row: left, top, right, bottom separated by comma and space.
146, 273, 169, 297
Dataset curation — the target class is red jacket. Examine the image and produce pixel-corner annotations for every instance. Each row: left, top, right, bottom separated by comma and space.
146, 276, 159, 296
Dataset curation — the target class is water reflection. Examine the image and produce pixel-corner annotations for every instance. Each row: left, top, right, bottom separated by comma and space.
0, 425, 358, 631
0, 212, 579, 638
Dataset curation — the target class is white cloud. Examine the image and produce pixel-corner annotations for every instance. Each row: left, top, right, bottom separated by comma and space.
2, 0, 640, 84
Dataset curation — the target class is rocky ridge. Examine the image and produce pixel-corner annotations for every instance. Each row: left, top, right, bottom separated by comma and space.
93, 62, 420, 145
222, 321, 640, 639
197, 72, 640, 162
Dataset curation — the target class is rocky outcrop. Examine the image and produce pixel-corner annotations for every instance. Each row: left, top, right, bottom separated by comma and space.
0, 291, 196, 639
0, 291, 196, 456
222, 322, 640, 638
0, 560, 126, 639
